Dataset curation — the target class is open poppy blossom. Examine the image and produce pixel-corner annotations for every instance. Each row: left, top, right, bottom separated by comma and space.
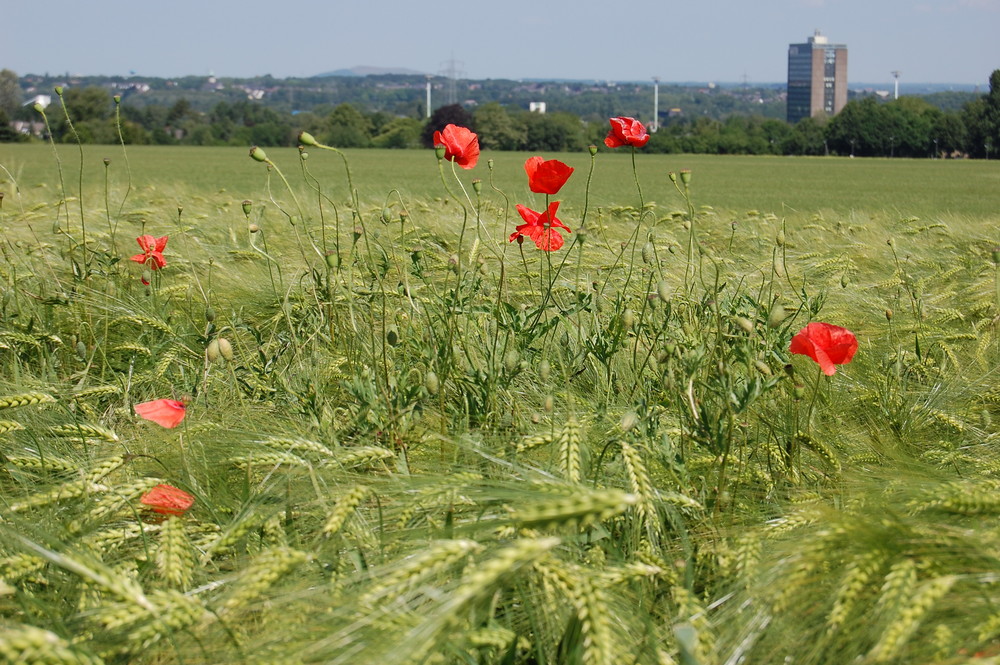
509, 201, 572, 252
524, 156, 574, 195
433, 124, 480, 169
604, 116, 650, 149
129, 235, 168, 270
141, 484, 195, 516
135, 398, 187, 428
789, 322, 858, 376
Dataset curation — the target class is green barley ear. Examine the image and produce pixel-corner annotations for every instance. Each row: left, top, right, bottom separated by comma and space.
155, 516, 195, 589
868, 575, 956, 663
0, 391, 57, 410
322, 485, 371, 537
511, 489, 637, 530
221, 547, 310, 613
0, 624, 104, 665
556, 417, 583, 484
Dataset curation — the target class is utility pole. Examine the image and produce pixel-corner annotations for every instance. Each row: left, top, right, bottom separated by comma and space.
891, 71, 901, 100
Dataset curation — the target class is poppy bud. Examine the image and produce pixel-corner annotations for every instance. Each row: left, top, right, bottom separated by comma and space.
886, 238, 894, 247
54, 86, 64, 96
543, 395, 554, 413
885, 308, 893, 321
300, 151, 309, 160
298, 131, 319, 147
735, 316, 754, 334
667, 244, 677, 254
114, 94, 121, 104
448, 254, 459, 272
382, 208, 393, 223
841, 274, 849, 288
793, 383, 806, 400
767, 302, 789, 328
588, 145, 598, 156
141, 269, 152, 285
663, 342, 676, 356
353, 226, 363, 242
218, 337, 234, 361
76, 341, 87, 360
538, 359, 551, 382
517, 235, 524, 245
623, 308, 635, 330
992, 247, 1000, 265
249, 146, 268, 163
504, 350, 520, 373
783, 363, 796, 380
641, 242, 655, 265
205, 307, 216, 322
33, 102, 44, 114
207, 339, 221, 363
177, 205, 184, 218
103, 157, 111, 166
434, 145, 446, 160
620, 411, 639, 432
776, 229, 785, 247
656, 348, 670, 364
386, 326, 399, 347
531, 412, 542, 424
656, 280, 671, 304
248, 223, 260, 233
242, 200, 252, 218
668, 172, 677, 184
472, 179, 482, 194
425, 371, 440, 395
679, 169, 692, 185
754, 360, 772, 377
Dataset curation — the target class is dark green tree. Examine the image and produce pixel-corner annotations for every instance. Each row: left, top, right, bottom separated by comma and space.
324, 103, 373, 148
421, 104, 474, 148
473, 103, 525, 151
0, 69, 21, 118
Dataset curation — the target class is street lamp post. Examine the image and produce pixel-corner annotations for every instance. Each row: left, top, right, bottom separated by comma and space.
652, 76, 660, 133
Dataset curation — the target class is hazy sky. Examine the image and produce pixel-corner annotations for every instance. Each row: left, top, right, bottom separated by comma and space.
3, 0, 997, 85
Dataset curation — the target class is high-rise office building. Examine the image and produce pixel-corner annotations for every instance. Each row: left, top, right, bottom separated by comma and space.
787, 30, 848, 124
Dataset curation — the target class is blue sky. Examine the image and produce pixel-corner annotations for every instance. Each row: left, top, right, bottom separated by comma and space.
3, 0, 997, 85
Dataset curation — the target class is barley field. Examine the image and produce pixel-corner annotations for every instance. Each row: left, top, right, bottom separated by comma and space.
1, 134, 999, 665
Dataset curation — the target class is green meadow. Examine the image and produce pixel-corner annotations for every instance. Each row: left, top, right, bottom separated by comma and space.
1, 138, 1000, 665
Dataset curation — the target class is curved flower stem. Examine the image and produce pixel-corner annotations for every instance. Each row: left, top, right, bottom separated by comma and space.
56, 89, 88, 278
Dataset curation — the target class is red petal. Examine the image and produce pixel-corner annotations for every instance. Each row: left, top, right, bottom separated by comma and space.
129, 253, 149, 265
141, 484, 195, 516
135, 399, 187, 428
153, 236, 168, 253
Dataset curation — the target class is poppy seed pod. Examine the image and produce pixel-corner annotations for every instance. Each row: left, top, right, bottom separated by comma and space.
679, 169, 692, 185
992, 247, 1000, 265
113, 94, 121, 104
434, 144, 446, 160
588, 144, 598, 156
103, 157, 110, 166
241, 200, 252, 217
472, 178, 482, 194
298, 130, 318, 147
249, 146, 268, 163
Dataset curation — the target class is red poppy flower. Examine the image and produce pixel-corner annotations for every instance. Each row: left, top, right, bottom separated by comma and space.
433, 124, 480, 169
129, 235, 168, 270
789, 322, 858, 376
141, 484, 195, 516
604, 116, 650, 149
135, 398, 187, 428
509, 201, 572, 252
524, 156, 574, 195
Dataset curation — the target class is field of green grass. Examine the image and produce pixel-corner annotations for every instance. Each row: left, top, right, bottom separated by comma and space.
3, 143, 999, 219
1, 137, 1000, 665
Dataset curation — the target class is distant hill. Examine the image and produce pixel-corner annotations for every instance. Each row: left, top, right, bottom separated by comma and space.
313, 66, 426, 78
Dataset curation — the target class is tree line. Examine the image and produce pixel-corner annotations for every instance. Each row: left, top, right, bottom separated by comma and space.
3, 69, 998, 158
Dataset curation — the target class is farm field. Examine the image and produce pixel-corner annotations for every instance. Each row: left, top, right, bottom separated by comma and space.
1, 137, 1000, 665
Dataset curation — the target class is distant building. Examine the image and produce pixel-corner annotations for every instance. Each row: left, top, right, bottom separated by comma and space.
787, 30, 847, 124
529, 102, 546, 114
